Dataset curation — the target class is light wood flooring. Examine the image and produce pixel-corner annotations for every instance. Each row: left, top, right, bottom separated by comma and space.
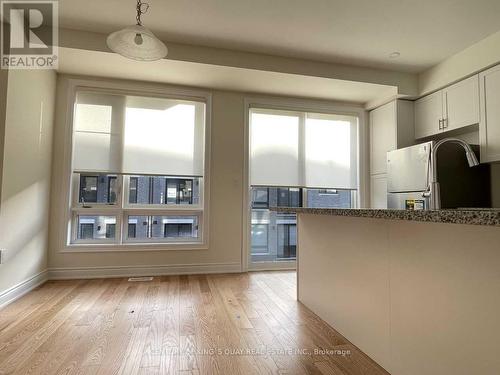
0, 272, 389, 375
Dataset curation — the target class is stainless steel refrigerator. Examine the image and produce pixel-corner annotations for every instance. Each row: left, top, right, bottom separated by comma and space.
386, 141, 491, 210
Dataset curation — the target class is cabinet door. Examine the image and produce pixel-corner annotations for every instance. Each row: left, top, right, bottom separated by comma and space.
414, 91, 443, 139
370, 174, 388, 209
443, 75, 479, 131
479, 65, 500, 162
370, 101, 396, 175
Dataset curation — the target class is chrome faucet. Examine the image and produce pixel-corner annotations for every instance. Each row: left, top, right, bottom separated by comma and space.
422, 138, 480, 210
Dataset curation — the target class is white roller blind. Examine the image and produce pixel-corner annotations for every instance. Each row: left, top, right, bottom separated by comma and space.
123, 96, 205, 176
250, 108, 358, 189
250, 111, 300, 187
305, 113, 357, 189
72, 91, 205, 177
73, 92, 123, 173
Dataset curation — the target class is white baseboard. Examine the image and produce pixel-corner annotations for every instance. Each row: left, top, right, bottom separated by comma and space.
48, 262, 242, 280
0, 270, 49, 309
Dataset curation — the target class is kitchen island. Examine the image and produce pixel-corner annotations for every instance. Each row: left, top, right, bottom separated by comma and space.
274, 207, 500, 375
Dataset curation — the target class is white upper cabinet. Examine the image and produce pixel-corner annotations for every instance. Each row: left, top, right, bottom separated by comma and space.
415, 75, 480, 139
370, 100, 414, 176
443, 75, 479, 131
414, 91, 443, 139
479, 64, 500, 163
370, 101, 397, 175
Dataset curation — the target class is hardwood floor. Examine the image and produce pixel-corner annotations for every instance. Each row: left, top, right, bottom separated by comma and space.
0, 272, 389, 375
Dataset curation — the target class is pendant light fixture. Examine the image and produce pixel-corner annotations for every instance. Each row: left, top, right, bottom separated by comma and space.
106, 0, 168, 61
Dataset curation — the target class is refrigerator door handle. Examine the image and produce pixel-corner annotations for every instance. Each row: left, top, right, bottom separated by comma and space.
422, 185, 431, 198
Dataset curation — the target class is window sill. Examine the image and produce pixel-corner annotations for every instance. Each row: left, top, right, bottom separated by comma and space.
60, 241, 209, 253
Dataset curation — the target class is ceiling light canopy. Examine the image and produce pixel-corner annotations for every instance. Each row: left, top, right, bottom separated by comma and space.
106, 0, 167, 61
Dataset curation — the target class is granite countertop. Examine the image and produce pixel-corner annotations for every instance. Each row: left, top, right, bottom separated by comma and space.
270, 207, 500, 227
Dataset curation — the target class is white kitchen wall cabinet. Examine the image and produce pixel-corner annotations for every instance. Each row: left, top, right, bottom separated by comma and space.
370, 100, 414, 175
443, 75, 479, 132
414, 91, 443, 139
369, 100, 414, 208
479, 64, 500, 163
370, 101, 396, 176
370, 174, 388, 209
415, 75, 479, 139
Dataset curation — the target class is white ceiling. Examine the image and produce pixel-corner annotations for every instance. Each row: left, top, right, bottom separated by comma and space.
58, 0, 500, 73
58, 47, 397, 106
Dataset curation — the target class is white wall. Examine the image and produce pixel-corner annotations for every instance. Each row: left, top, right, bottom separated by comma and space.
0, 69, 7, 206
0, 69, 56, 298
419, 30, 500, 95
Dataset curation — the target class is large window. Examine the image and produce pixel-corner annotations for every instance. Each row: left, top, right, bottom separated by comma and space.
249, 108, 358, 264
69, 90, 206, 246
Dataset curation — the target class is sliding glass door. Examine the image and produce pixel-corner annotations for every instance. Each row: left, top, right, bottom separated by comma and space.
248, 107, 359, 269
249, 187, 356, 265
250, 187, 301, 263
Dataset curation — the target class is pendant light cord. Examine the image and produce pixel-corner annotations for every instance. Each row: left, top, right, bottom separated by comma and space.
136, 0, 149, 26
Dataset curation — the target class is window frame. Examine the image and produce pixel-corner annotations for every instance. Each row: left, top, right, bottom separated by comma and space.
57, 78, 212, 252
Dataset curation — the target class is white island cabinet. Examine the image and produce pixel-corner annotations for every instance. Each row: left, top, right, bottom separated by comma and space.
295, 210, 500, 375
479, 64, 500, 162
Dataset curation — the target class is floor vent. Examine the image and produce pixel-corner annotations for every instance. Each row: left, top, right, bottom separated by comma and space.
128, 276, 154, 282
